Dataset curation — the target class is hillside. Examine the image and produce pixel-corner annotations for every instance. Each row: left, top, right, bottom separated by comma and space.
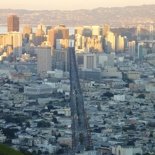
0, 5, 155, 26
0, 143, 23, 155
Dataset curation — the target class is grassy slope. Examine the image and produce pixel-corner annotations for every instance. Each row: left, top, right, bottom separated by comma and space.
0, 143, 23, 155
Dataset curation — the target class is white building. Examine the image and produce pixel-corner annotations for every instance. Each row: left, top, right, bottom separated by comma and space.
114, 95, 125, 101
24, 84, 53, 95
145, 82, 155, 92
112, 145, 143, 155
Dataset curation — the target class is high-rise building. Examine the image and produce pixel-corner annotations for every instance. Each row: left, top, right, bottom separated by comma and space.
9, 32, 22, 57
75, 27, 83, 35
106, 31, 115, 53
84, 53, 97, 69
23, 25, 32, 37
149, 25, 154, 40
103, 24, 110, 36
138, 43, 144, 61
115, 35, 124, 52
61, 28, 69, 39
7, 15, 19, 32
82, 26, 92, 37
92, 25, 100, 36
128, 41, 136, 55
48, 28, 55, 47
56, 39, 69, 49
48, 25, 69, 48
35, 29, 45, 46
37, 46, 52, 74
52, 49, 69, 71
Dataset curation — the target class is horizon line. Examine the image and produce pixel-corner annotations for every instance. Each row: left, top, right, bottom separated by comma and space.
0, 4, 154, 11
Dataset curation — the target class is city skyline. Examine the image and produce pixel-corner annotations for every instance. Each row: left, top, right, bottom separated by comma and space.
1, 0, 155, 10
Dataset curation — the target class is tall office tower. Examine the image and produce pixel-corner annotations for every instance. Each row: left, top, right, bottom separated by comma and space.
137, 25, 142, 41
106, 31, 115, 53
149, 25, 154, 40
7, 15, 19, 32
75, 27, 83, 35
0, 34, 13, 55
52, 49, 69, 71
138, 43, 144, 61
48, 28, 55, 47
115, 35, 124, 52
56, 39, 69, 49
75, 34, 82, 50
82, 26, 92, 37
37, 46, 51, 74
84, 53, 97, 69
124, 36, 128, 50
102, 24, 110, 36
128, 41, 136, 55
23, 25, 32, 38
48, 25, 69, 48
62, 28, 69, 39
92, 26, 100, 36
69, 40, 93, 153
35, 29, 45, 46
55, 25, 69, 39
9, 32, 22, 57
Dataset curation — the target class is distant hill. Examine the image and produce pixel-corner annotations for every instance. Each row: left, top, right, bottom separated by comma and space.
0, 143, 23, 155
0, 5, 155, 27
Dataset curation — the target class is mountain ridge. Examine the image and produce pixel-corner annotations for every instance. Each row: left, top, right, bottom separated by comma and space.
0, 5, 155, 27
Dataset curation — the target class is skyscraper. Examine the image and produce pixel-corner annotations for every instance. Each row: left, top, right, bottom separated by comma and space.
106, 31, 115, 53
103, 24, 110, 36
7, 15, 19, 32
10, 32, 22, 57
115, 35, 124, 52
37, 46, 52, 74
92, 25, 100, 36
48, 28, 55, 47
23, 25, 32, 38
84, 53, 97, 69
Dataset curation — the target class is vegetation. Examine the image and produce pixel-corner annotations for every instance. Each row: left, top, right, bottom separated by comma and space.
52, 117, 58, 124
1, 128, 19, 138
37, 120, 51, 127
137, 94, 145, 99
0, 143, 24, 155
79, 133, 84, 144
102, 92, 114, 98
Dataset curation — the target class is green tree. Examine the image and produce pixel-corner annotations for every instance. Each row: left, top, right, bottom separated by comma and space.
137, 94, 145, 99
37, 120, 51, 127
0, 144, 24, 155
79, 133, 84, 144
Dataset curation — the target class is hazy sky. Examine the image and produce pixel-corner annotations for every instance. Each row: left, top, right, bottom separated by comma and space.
1, 0, 155, 10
